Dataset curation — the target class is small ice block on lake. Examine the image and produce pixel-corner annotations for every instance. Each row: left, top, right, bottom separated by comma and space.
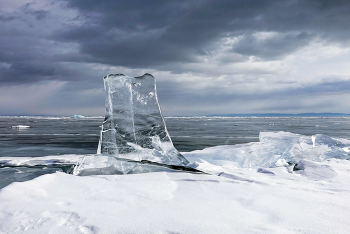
74, 73, 188, 175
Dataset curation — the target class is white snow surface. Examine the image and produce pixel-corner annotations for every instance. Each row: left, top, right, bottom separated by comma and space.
1, 131, 350, 233
1, 159, 350, 233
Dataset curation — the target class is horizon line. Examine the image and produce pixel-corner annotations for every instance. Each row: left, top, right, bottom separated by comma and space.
1, 112, 350, 118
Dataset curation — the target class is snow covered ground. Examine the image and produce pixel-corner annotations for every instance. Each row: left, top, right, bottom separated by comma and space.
1, 131, 350, 233
0, 158, 350, 233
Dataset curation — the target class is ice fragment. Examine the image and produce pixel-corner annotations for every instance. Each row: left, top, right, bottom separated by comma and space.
74, 73, 188, 175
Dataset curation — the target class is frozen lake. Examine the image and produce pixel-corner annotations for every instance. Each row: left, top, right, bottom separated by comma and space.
1, 116, 350, 157
1, 116, 350, 233
1, 116, 350, 189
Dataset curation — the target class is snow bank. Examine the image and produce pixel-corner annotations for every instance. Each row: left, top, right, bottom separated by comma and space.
1, 131, 350, 233
1, 158, 350, 233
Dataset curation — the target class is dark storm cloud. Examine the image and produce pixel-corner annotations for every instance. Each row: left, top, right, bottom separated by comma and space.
0, 15, 16, 21
9, 63, 55, 76
0, 62, 56, 83
157, 78, 350, 108
22, 3, 50, 20
55, 0, 350, 67
0, 62, 61, 84
1, 0, 350, 86
56, 26, 197, 67
231, 32, 314, 59
26, 9, 50, 20
1, 0, 350, 116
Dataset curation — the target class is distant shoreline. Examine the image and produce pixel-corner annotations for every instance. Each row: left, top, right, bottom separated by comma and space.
205, 113, 350, 117
1, 113, 350, 118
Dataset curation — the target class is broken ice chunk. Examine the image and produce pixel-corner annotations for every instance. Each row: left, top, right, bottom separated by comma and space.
74, 73, 188, 175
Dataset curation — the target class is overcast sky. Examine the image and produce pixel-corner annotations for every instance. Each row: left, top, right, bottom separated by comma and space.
0, 0, 350, 116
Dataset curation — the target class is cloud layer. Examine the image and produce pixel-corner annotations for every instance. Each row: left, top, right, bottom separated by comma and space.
0, 0, 350, 115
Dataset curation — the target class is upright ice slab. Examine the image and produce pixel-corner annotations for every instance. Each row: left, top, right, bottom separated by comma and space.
74, 73, 189, 175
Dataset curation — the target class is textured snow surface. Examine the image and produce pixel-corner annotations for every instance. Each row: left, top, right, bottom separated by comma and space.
1, 158, 350, 233
1, 131, 350, 233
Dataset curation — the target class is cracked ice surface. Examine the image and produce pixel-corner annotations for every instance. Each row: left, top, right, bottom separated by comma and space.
74, 74, 188, 175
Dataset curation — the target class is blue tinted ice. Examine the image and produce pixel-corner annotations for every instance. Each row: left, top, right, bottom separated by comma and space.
185, 131, 350, 169
74, 74, 188, 175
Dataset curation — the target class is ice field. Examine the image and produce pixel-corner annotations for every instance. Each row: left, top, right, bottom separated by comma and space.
1, 153, 350, 233
1, 120, 350, 233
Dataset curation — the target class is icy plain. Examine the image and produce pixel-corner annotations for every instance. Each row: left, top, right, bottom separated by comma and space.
1, 131, 350, 233
0, 155, 350, 233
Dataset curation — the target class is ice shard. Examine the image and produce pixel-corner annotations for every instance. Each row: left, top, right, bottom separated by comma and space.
74, 73, 189, 175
